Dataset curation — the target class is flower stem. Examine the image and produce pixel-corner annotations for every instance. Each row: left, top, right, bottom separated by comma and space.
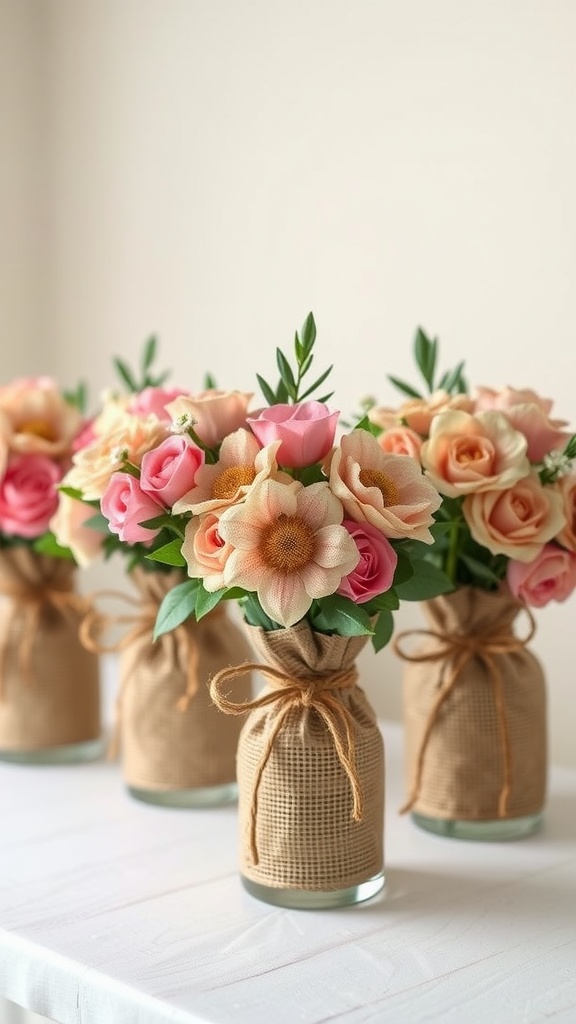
445, 517, 460, 585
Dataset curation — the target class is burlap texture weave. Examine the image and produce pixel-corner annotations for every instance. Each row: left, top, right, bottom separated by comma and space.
120, 568, 253, 791
0, 547, 101, 750
401, 586, 546, 820
236, 621, 384, 892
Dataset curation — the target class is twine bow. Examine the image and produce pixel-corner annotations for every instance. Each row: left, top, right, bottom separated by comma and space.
210, 660, 362, 865
393, 609, 536, 817
0, 577, 91, 696
79, 590, 200, 758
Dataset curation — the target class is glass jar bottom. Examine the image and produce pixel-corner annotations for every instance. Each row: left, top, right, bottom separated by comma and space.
0, 736, 105, 765
411, 810, 544, 841
241, 871, 385, 909
127, 781, 238, 808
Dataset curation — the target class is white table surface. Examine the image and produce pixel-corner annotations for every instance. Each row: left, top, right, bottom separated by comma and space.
1, 659, 575, 1024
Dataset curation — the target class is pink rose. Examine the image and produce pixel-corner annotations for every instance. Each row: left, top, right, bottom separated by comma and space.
247, 401, 339, 469
473, 386, 570, 462
166, 390, 253, 447
181, 512, 234, 591
140, 435, 204, 507
377, 425, 423, 460
101, 472, 164, 544
128, 386, 188, 423
507, 544, 576, 608
463, 472, 566, 561
0, 454, 62, 538
336, 520, 398, 603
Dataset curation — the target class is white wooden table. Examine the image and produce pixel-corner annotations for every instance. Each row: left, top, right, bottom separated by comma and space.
1, 690, 575, 1023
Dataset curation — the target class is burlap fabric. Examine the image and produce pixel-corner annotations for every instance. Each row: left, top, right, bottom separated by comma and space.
0, 547, 101, 751
119, 568, 253, 791
398, 586, 546, 821
212, 621, 384, 892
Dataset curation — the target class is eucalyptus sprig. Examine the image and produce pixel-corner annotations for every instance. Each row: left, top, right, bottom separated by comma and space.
388, 327, 468, 401
256, 312, 334, 407
114, 335, 170, 394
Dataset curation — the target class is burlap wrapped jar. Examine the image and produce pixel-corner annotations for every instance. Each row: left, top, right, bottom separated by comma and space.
116, 567, 254, 807
397, 585, 546, 840
211, 620, 385, 908
0, 547, 102, 763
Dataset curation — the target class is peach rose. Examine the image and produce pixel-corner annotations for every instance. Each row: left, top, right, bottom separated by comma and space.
507, 544, 576, 608
463, 472, 566, 562
166, 390, 253, 448
0, 409, 11, 478
473, 386, 570, 462
327, 428, 442, 542
64, 413, 169, 500
50, 493, 104, 567
555, 474, 576, 552
181, 512, 235, 592
421, 410, 530, 497
377, 425, 423, 460
385, 390, 474, 436
0, 377, 82, 458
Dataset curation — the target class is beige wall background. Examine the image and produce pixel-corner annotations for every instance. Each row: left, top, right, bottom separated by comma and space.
1, 0, 575, 778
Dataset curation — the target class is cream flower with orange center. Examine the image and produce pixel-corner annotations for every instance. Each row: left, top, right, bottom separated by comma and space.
421, 410, 530, 497
0, 377, 82, 458
327, 428, 442, 542
217, 479, 359, 628
173, 428, 285, 515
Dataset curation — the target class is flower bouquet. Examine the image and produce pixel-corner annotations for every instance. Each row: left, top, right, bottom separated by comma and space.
139, 313, 450, 907
368, 328, 576, 839
55, 338, 254, 806
0, 376, 102, 762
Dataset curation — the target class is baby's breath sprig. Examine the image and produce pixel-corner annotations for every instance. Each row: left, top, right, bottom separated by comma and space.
256, 312, 334, 406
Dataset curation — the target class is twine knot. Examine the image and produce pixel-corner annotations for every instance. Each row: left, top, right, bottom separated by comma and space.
393, 609, 536, 818
210, 660, 362, 865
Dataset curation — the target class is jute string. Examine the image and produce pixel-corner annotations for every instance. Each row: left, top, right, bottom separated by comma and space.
0, 577, 91, 696
79, 590, 200, 759
393, 609, 536, 816
210, 661, 362, 864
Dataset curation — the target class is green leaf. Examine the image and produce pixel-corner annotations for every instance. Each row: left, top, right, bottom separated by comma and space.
298, 364, 334, 402
414, 327, 437, 391
203, 372, 217, 390
59, 485, 85, 501
33, 532, 74, 560
240, 594, 280, 630
113, 357, 139, 393
311, 595, 374, 637
83, 512, 112, 534
275, 379, 289, 404
365, 589, 400, 612
153, 579, 199, 639
391, 549, 414, 586
146, 538, 186, 567
387, 375, 422, 400
139, 513, 181, 531
371, 609, 395, 652
276, 348, 297, 398
315, 391, 334, 404
195, 583, 226, 620
141, 335, 157, 372
459, 553, 502, 586
440, 360, 467, 395
300, 312, 316, 355
354, 415, 382, 437
395, 560, 454, 601
256, 373, 278, 406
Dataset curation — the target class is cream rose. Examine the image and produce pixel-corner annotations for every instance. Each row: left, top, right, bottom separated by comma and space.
50, 493, 104, 566
421, 410, 530, 497
0, 376, 82, 458
64, 413, 169, 500
463, 472, 567, 562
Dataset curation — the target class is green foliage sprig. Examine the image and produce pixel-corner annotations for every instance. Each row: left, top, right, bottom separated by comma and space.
256, 312, 334, 406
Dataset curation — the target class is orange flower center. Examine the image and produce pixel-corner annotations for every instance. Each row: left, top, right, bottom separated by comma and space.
261, 514, 316, 573
18, 419, 57, 441
359, 468, 399, 506
212, 465, 256, 500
